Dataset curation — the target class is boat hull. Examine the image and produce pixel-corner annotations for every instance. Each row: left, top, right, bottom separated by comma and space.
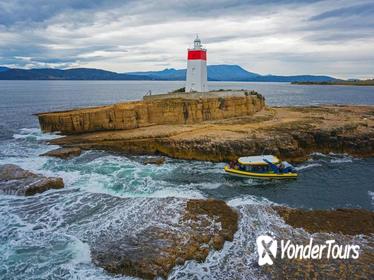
224, 166, 297, 179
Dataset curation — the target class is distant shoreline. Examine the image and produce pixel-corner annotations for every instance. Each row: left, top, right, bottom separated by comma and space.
292, 80, 374, 86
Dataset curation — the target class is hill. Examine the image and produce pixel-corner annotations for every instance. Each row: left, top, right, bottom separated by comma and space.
128, 65, 335, 82
0, 65, 336, 82
0, 68, 149, 80
127, 65, 261, 81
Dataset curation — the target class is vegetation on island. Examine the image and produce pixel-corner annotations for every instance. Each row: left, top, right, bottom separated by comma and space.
243, 90, 264, 99
171, 87, 186, 93
169, 88, 265, 101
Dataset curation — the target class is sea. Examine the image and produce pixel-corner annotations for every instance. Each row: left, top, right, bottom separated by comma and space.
0, 80, 373, 279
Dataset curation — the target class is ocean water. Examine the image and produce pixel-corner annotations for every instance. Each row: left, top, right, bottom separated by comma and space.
0, 81, 373, 279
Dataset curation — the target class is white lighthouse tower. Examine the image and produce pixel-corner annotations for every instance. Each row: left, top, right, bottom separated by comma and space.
185, 35, 208, 92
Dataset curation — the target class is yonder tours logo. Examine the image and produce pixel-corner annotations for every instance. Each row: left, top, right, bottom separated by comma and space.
256, 235, 360, 266
256, 235, 277, 266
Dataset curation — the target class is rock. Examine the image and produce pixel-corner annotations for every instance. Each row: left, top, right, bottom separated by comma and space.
91, 198, 238, 279
274, 206, 374, 235
143, 156, 165, 165
40, 147, 81, 159
47, 105, 374, 162
36, 91, 265, 134
0, 164, 64, 196
260, 206, 374, 279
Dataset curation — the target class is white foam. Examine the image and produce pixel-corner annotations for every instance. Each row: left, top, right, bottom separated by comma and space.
330, 157, 353, 163
369, 191, 374, 207
295, 163, 322, 171
69, 238, 91, 265
44, 153, 209, 199
13, 128, 62, 141
151, 188, 205, 199
310, 152, 329, 158
0, 154, 50, 172
311, 152, 355, 162
228, 195, 275, 207
176, 181, 222, 190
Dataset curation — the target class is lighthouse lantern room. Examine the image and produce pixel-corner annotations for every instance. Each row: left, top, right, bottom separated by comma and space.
185, 35, 208, 92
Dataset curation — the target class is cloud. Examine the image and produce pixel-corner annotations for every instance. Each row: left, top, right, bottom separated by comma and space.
0, 0, 122, 26
309, 2, 374, 21
0, 0, 373, 78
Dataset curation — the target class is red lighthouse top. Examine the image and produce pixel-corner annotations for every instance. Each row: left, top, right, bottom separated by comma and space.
188, 50, 207, 60
187, 35, 207, 60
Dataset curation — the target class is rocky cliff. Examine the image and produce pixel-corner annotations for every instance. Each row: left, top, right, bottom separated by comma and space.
44, 105, 374, 162
37, 91, 265, 134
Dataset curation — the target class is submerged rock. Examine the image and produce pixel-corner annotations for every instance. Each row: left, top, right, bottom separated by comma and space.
142, 156, 165, 165
259, 206, 374, 279
274, 206, 374, 235
40, 147, 81, 159
91, 198, 238, 279
0, 164, 64, 196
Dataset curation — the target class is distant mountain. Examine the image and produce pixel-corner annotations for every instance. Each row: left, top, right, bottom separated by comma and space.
0, 65, 336, 82
128, 68, 186, 80
128, 65, 335, 82
128, 65, 261, 81
0, 68, 149, 80
208, 65, 260, 81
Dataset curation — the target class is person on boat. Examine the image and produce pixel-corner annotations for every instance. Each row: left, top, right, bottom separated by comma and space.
229, 160, 239, 170
278, 162, 285, 173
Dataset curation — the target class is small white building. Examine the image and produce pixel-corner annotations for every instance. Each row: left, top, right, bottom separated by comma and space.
185, 35, 208, 92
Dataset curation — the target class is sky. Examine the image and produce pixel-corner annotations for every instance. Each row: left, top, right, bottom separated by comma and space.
0, 0, 373, 79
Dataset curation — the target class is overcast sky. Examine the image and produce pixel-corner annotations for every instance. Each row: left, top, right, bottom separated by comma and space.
0, 0, 373, 78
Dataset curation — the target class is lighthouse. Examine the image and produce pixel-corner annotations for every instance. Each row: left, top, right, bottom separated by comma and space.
185, 35, 208, 92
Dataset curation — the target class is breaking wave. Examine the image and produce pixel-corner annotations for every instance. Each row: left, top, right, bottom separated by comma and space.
13, 128, 62, 141
0, 128, 373, 279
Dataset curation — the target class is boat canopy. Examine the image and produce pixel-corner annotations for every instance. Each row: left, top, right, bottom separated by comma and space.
238, 155, 280, 165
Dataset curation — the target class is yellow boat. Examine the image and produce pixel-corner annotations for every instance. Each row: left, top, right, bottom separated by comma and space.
224, 155, 298, 179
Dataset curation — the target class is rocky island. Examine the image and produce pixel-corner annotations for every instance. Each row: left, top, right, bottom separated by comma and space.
24, 89, 374, 279
36, 90, 374, 162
